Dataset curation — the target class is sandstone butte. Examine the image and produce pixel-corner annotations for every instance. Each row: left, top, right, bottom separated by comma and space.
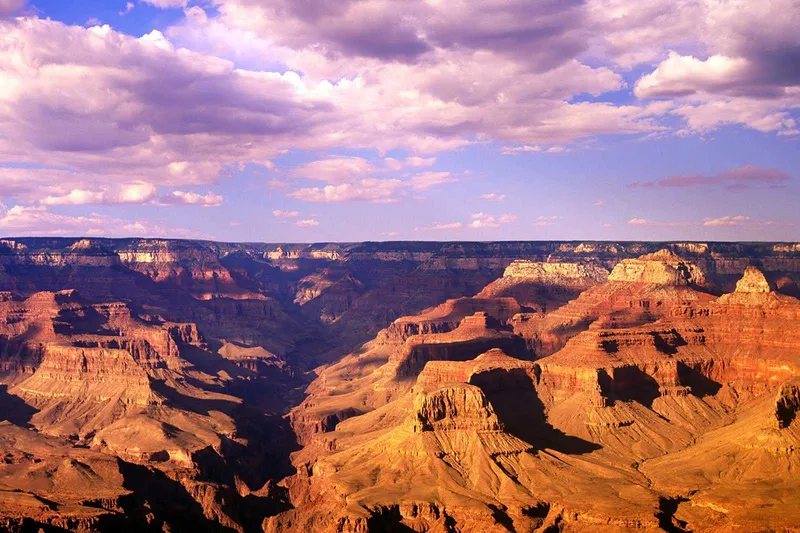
0, 238, 799, 532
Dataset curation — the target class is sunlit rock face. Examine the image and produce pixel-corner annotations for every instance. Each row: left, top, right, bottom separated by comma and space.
1, 238, 800, 531
735, 266, 773, 293
607, 249, 707, 286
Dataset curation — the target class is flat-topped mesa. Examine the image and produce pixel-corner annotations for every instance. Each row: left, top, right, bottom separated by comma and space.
68, 239, 110, 253
607, 249, 706, 286
458, 311, 497, 330
381, 298, 522, 343
735, 266, 773, 294
416, 348, 533, 389
502, 261, 609, 283
0, 241, 121, 268
412, 383, 502, 432
478, 261, 609, 311
392, 313, 526, 378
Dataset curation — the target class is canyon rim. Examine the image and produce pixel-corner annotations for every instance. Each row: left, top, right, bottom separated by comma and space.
0, 240, 799, 531
2, 0, 800, 531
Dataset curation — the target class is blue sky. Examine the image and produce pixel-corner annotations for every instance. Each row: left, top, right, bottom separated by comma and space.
0, 0, 798, 241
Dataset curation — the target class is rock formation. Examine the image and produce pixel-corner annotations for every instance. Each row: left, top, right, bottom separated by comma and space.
477, 261, 609, 311
607, 249, 707, 286
735, 265, 773, 293
268, 257, 800, 532
0, 238, 799, 531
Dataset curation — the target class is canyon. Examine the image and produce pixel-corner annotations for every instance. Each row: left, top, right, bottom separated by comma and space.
0, 238, 799, 532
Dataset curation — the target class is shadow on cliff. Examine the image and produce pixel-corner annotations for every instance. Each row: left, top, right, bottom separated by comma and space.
148, 378, 300, 528
0, 385, 38, 427
598, 367, 661, 408
677, 363, 722, 398
117, 460, 240, 533
469, 369, 600, 455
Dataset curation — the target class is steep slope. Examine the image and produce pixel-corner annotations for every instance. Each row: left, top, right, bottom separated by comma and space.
269, 260, 800, 532
512, 250, 716, 356
1, 239, 800, 531
0, 289, 299, 531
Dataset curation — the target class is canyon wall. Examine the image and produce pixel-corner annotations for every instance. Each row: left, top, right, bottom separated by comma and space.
0, 239, 799, 531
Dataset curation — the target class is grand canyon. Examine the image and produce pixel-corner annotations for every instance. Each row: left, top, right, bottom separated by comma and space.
0, 238, 797, 532
2, 0, 800, 530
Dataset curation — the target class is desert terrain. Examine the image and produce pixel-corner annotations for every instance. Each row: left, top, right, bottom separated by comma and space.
0, 238, 799, 532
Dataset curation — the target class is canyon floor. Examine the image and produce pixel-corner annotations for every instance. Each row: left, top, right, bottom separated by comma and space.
0, 239, 799, 532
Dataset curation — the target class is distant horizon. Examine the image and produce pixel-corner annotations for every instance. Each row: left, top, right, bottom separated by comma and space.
1, 236, 797, 246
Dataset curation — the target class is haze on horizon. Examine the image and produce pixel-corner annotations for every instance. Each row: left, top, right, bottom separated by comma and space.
0, 0, 798, 242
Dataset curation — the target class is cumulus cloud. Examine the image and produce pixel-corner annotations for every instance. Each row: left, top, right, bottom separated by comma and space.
630, 165, 791, 190
635, 52, 751, 98
159, 190, 223, 207
0, 0, 798, 236
628, 0, 800, 135
0, 18, 329, 194
38, 182, 158, 206
162, 5, 652, 150
593, 200, 605, 207
0, 6, 672, 231
216, 0, 588, 68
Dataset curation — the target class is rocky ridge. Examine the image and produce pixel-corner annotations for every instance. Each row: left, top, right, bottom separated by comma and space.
0, 239, 800, 530
268, 255, 800, 532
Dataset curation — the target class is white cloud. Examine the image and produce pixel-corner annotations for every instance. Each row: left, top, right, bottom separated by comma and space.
635, 52, 750, 98
291, 178, 405, 203
140, 0, 187, 8
38, 181, 157, 206
384, 156, 436, 170
532, 215, 563, 227
410, 171, 456, 190
500, 145, 542, 155
0, 205, 204, 237
627, 215, 780, 228
702, 215, 751, 227
295, 219, 319, 227
415, 222, 463, 232
469, 213, 517, 229
272, 209, 300, 218
159, 190, 223, 207
290, 156, 377, 184
481, 193, 506, 202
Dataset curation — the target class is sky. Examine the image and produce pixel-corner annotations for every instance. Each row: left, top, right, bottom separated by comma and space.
0, 0, 798, 242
